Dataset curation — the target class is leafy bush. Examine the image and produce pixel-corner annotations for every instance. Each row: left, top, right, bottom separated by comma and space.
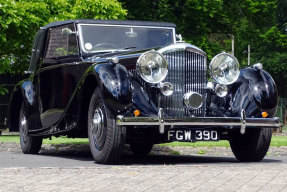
0, 0, 127, 94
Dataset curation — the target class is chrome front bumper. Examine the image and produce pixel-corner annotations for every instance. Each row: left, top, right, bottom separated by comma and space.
117, 109, 281, 134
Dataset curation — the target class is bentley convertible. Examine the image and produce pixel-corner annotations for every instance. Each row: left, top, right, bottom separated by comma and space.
8, 19, 280, 164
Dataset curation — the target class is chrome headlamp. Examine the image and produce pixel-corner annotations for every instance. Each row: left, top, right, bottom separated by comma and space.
136, 51, 168, 84
209, 53, 240, 85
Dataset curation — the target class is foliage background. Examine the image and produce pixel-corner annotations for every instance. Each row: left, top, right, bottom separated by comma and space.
0, 0, 286, 96
0, 0, 126, 94
120, 0, 287, 96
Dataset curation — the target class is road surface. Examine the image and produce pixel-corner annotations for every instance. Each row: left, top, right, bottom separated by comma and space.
0, 150, 287, 192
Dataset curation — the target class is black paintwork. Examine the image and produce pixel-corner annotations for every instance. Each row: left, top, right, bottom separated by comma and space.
8, 20, 278, 139
230, 67, 278, 117
42, 19, 176, 30
206, 67, 278, 119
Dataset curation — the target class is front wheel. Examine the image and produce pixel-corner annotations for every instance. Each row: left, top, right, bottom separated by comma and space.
88, 88, 126, 164
19, 103, 42, 154
229, 128, 272, 162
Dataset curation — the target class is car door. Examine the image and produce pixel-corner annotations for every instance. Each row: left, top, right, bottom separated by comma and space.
35, 24, 81, 128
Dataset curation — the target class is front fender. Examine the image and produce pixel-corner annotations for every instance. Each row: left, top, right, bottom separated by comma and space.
94, 62, 133, 114
229, 67, 278, 118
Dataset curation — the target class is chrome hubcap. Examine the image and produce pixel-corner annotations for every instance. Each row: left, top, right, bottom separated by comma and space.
91, 102, 106, 150
20, 110, 28, 143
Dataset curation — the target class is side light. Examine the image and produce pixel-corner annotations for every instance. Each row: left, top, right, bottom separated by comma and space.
215, 84, 228, 97
159, 82, 174, 96
262, 111, 268, 118
134, 110, 140, 117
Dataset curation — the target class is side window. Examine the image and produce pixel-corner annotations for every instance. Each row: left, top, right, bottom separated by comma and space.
45, 24, 78, 59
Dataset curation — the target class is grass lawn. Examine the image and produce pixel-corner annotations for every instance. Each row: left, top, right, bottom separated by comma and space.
161, 136, 287, 147
0, 135, 286, 147
0, 135, 89, 145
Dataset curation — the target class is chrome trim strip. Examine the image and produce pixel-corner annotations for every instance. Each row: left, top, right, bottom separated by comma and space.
117, 116, 281, 128
117, 53, 142, 60
158, 43, 206, 57
34, 62, 93, 75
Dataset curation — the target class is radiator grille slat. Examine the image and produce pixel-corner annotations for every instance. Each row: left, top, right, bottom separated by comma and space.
162, 50, 206, 117
129, 50, 206, 118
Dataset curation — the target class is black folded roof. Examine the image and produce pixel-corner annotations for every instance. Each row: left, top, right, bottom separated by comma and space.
42, 19, 176, 29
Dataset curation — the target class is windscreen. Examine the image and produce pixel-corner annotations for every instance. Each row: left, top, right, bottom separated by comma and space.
78, 24, 175, 53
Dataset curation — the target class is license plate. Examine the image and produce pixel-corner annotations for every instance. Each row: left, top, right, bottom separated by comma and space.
167, 129, 219, 142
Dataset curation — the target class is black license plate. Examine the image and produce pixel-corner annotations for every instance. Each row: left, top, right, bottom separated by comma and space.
167, 129, 219, 142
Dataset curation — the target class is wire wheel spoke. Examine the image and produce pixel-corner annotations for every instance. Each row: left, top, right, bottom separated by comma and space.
91, 101, 106, 150
20, 110, 28, 144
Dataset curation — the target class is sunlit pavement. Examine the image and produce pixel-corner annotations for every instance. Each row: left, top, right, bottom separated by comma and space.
0, 151, 287, 192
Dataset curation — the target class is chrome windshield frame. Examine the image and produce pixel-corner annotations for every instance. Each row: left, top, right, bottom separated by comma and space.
77, 23, 176, 54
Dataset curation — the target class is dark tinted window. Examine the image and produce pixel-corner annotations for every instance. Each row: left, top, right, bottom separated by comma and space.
78, 24, 175, 53
45, 24, 78, 59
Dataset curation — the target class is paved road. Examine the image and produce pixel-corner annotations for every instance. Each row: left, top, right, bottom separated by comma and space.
0, 151, 287, 168
0, 151, 287, 192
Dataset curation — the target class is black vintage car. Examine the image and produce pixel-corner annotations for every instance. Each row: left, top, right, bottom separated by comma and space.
8, 19, 280, 164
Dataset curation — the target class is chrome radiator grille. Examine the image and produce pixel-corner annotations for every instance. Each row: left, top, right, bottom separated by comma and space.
161, 50, 207, 117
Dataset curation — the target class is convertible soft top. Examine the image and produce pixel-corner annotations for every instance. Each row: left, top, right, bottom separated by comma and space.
42, 19, 176, 29
29, 19, 176, 72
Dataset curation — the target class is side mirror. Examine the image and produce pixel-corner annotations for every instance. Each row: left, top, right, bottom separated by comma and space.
62, 28, 76, 36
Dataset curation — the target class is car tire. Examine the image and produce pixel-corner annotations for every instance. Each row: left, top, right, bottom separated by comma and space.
130, 143, 153, 156
229, 128, 272, 162
88, 88, 126, 164
19, 103, 43, 154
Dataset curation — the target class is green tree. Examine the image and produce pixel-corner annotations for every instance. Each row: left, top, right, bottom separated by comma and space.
255, 27, 287, 96
120, 0, 287, 96
0, 0, 126, 95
